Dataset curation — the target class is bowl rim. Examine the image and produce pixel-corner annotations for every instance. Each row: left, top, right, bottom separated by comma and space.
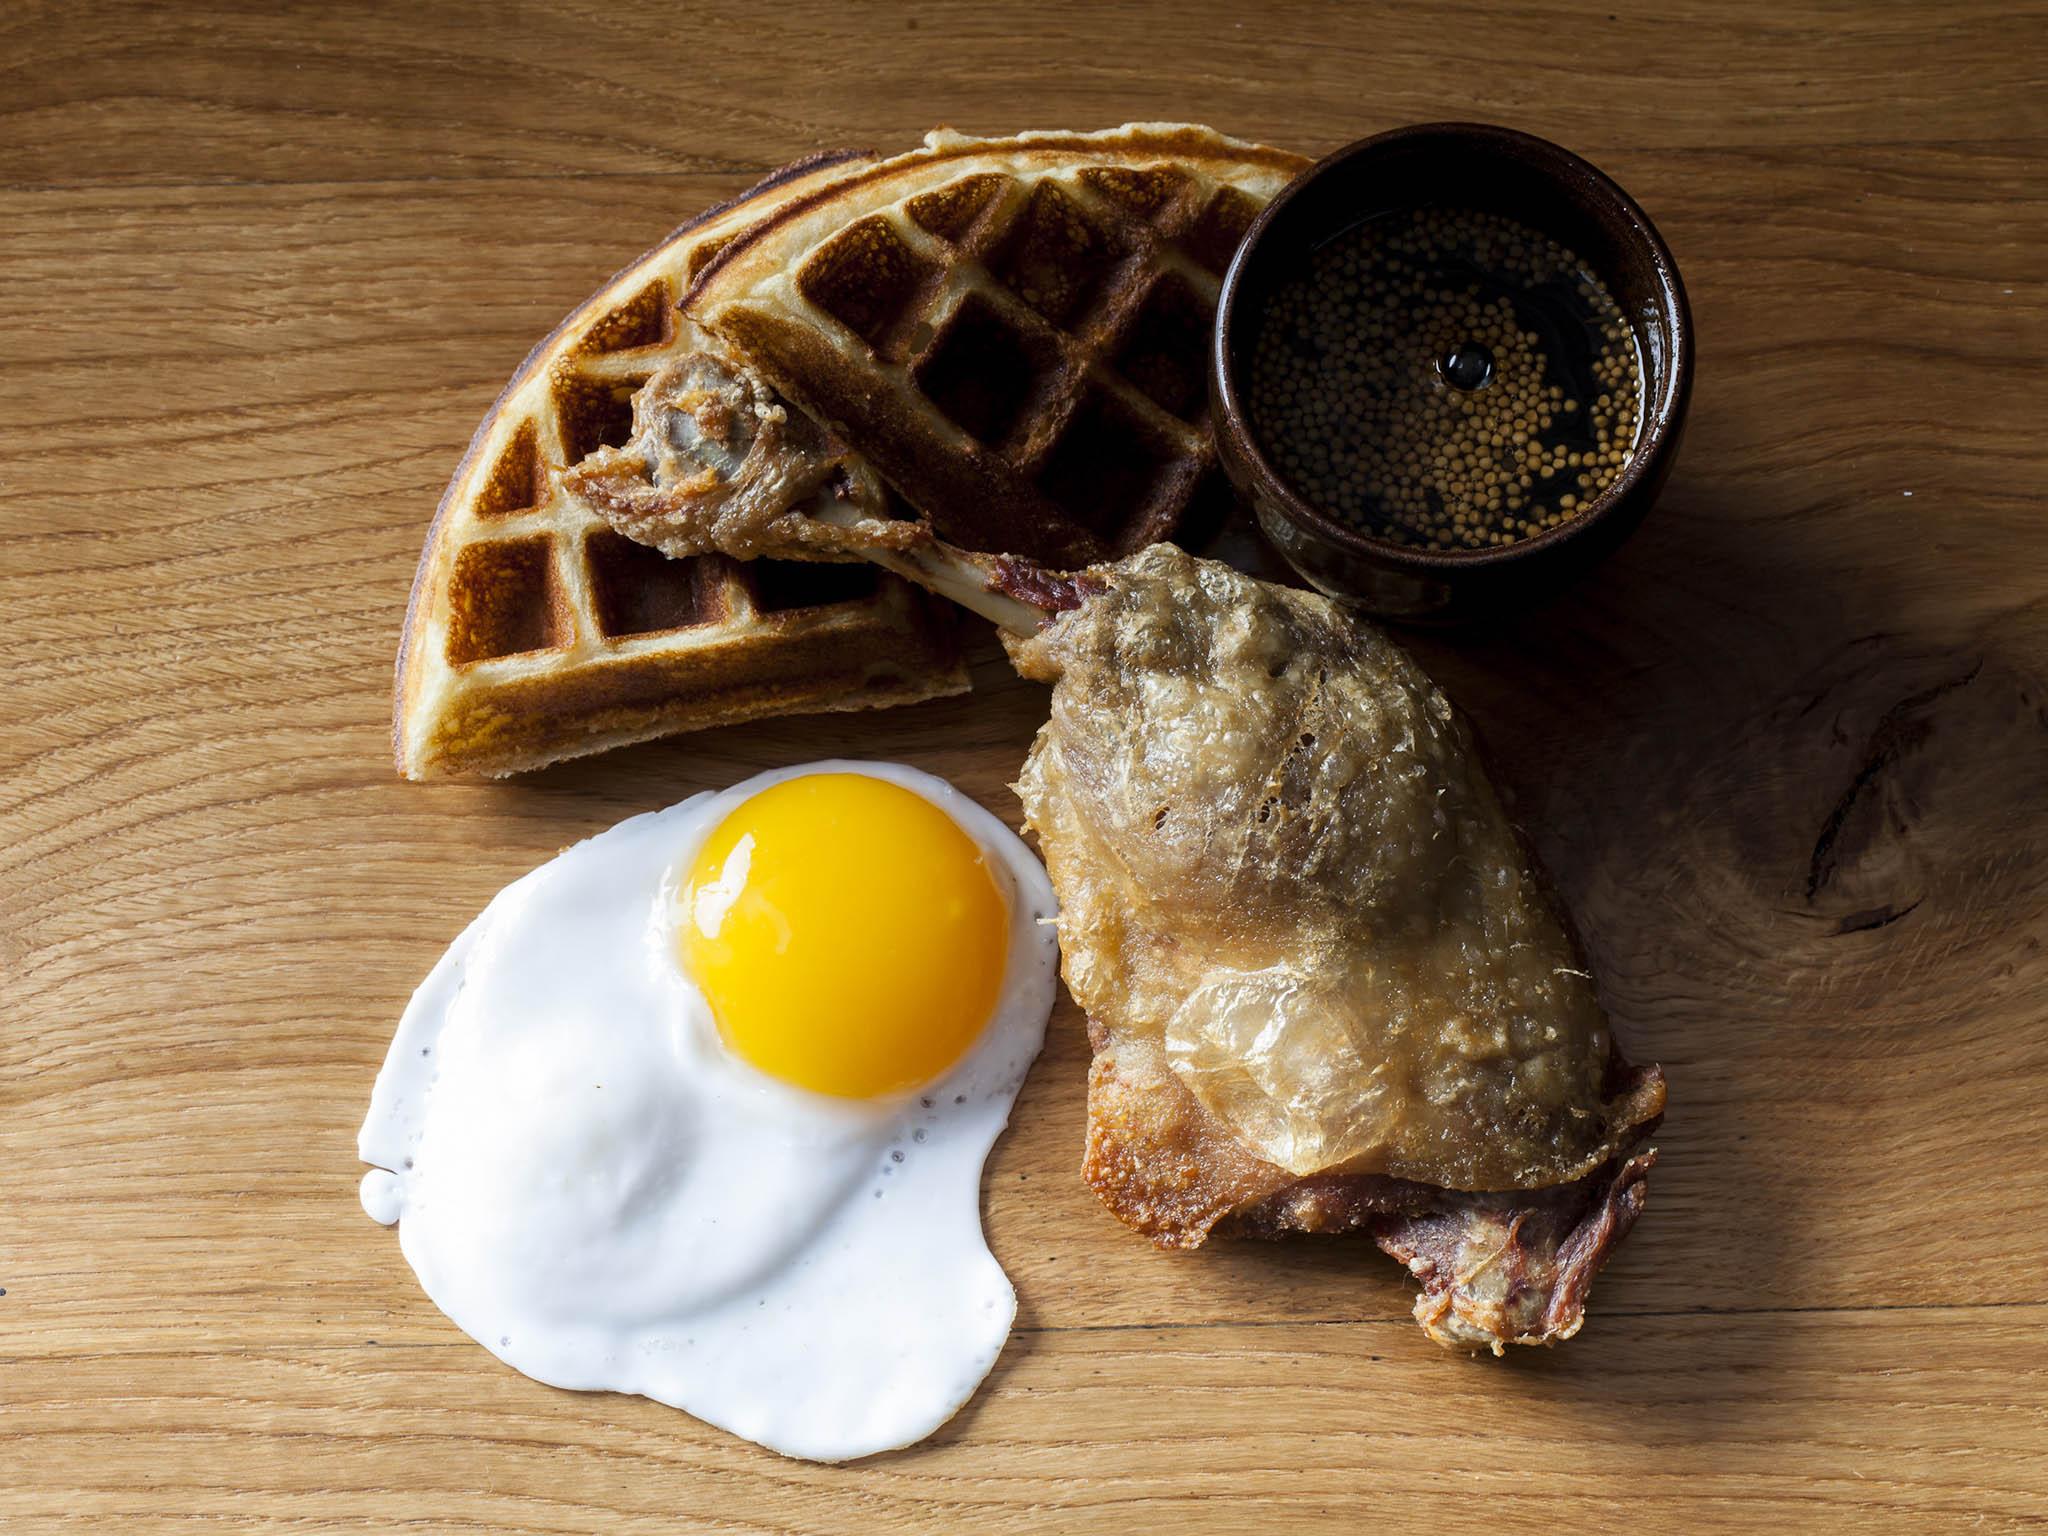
1212, 120, 1694, 575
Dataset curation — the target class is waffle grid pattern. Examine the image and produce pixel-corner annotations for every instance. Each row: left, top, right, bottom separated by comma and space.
711, 162, 1272, 564
397, 160, 970, 778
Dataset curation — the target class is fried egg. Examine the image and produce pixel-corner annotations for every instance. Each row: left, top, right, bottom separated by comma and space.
357, 762, 1058, 1461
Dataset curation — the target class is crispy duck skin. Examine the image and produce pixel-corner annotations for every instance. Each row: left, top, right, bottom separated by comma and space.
1001, 545, 1665, 1352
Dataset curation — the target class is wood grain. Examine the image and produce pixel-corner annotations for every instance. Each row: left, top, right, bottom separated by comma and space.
3, 2, 2045, 1530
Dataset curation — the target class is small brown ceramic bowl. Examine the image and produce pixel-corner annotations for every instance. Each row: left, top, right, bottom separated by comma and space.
1212, 122, 1692, 623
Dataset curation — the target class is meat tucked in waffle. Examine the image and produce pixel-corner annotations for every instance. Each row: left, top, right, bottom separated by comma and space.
394, 153, 969, 780
564, 125, 1307, 574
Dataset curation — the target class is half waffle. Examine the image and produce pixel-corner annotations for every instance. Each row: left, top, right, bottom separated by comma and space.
395, 153, 971, 779
683, 125, 1308, 569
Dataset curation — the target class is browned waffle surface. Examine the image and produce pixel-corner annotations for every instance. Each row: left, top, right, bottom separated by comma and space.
687, 126, 1308, 569
395, 153, 972, 780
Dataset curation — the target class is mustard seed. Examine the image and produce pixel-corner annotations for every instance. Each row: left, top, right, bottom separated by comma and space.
1247, 206, 1645, 551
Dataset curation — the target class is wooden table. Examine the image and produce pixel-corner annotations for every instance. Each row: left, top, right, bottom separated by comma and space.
5, 3, 2044, 1530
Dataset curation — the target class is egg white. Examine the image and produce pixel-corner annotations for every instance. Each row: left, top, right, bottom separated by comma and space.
357, 762, 1059, 1462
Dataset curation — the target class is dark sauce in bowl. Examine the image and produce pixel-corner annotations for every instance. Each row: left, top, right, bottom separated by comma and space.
1246, 207, 1644, 553
1211, 122, 1695, 622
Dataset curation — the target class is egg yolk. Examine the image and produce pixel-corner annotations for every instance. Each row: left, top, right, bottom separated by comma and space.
680, 774, 1009, 1099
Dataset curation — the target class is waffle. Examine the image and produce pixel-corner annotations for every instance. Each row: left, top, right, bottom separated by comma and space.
681, 125, 1308, 569
395, 152, 972, 780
